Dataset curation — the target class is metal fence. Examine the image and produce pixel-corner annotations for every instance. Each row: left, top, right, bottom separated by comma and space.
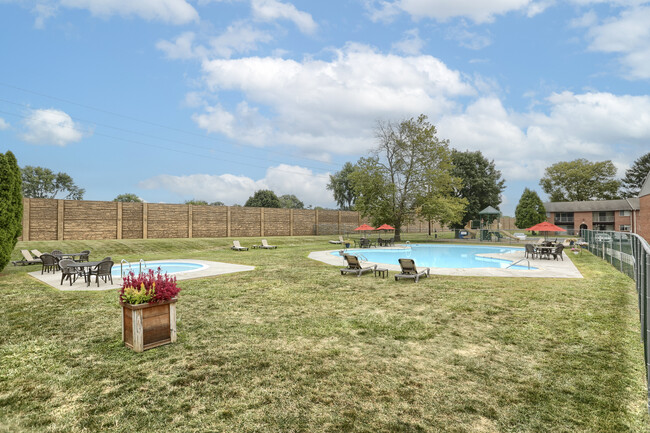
582, 229, 650, 410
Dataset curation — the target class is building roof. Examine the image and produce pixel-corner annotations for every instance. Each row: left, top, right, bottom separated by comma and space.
544, 198, 640, 212
478, 206, 500, 215
640, 172, 650, 198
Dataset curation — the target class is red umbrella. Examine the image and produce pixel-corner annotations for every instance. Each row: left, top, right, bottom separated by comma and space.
354, 224, 375, 231
375, 224, 395, 231
525, 221, 566, 232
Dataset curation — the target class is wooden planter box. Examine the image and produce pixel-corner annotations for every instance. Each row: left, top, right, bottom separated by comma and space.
121, 298, 177, 352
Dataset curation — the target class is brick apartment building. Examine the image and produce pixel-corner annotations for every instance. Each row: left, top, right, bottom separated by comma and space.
543, 174, 650, 241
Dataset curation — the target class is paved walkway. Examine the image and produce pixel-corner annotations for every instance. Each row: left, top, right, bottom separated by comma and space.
29, 259, 255, 291
309, 247, 583, 278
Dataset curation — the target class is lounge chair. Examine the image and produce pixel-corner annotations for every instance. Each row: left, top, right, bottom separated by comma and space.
40, 253, 59, 274
329, 235, 344, 244
340, 254, 376, 277
231, 240, 249, 251
524, 244, 537, 259
12, 250, 41, 266
395, 258, 430, 283
260, 239, 277, 249
551, 244, 564, 261
31, 249, 44, 259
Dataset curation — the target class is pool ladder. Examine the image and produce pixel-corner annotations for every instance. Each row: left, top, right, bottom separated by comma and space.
506, 259, 531, 270
120, 258, 148, 278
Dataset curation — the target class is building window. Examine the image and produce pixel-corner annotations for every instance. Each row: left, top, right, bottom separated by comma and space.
619, 210, 631, 217
620, 225, 631, 232
593, 211, 614, 223
554, 212, 574, 223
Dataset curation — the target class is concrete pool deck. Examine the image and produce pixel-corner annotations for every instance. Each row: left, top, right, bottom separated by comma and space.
29, 259, 255, 291
309, 247, 583, 278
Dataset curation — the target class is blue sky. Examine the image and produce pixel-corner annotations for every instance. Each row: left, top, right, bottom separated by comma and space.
1, 0, 649, 216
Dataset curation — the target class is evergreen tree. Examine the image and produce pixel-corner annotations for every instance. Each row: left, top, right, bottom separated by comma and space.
0, 151, 23, 270
514, 188, 546, 229
621, 152, 650, 197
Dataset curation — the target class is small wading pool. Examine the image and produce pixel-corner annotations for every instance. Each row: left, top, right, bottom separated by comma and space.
112, 261, 207, 277
334, 244, 534, 270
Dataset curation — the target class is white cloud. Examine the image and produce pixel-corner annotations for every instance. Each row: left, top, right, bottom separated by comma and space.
139, 164, 333, 206
20, 108, 85, 146
445, 23, 493, 49
19, 0, 198, 26
437, 91, 650, 181
391, 28, 425, 55
369, 0, 542, 23
156, 32, 202, 60
195, 43, 474, 153
584, 6, 650, 79
251, 0, 317, 34
0, 118, 9, 130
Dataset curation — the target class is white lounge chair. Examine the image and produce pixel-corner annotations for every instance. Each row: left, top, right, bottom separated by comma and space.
231, 240, 248, 251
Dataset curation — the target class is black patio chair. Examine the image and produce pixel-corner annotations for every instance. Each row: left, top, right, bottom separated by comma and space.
88, 259, 114, 287
59, 259, 81, 286
552, 244, 564, 261
76, 250, 91, 262
40, 253, 59, 274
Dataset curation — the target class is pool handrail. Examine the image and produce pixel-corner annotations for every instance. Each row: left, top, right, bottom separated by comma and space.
120, 259, 132, 278
139, 258, 147, 274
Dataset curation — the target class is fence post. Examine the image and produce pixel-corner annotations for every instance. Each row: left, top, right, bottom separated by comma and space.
188, 204, 193, 239
117, 202, 123, 240
290, 209, 294, 236
226, 206, 231, 238
261, 208, 265, 237
143, 203, 148, 239
57, 199, 64, 241
22, 198, 30, 241
315, 209, 319, 236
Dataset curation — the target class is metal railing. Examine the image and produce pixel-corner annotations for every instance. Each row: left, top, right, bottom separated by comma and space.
582, 229, 650, 411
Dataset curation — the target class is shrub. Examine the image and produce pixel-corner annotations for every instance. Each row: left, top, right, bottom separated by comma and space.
0, 151, 23, 271
119, 268, 181, 305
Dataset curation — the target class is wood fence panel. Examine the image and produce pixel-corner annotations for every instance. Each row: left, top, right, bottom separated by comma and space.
192, 205, 228, 238
63, 200, 118, 240
230, 207, 262, 237
122, 202, 144, 239
263, 208, 291, 236
293, 209, 315, 236
147, 204, 188, 239
28, 198, 58, 240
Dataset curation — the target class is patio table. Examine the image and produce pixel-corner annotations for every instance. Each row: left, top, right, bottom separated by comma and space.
67, 261, 103, 286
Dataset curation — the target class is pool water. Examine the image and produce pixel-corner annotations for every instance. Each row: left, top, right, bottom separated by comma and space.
112, 261, 206, 277
334, 244, 532, 270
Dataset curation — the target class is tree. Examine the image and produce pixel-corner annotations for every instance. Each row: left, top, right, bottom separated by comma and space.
114, 193, 143, 202
327, 162, 357, 210
244, 190, 281, 208
621, 152, 650, 197
539, 159, 620, 202
515, 188, 547, 229
0, 151, 23, 271
450, 150, 506, 229
185, 199, 208, 205
210, 201, 225, 206
21, 166, 85, 200
278, 194, 304, 209
350, 115, 467, 241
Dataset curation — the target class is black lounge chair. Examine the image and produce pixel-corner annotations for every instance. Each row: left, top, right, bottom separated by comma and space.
395, 258, 430, 283
12, 250, 42, 266
340, 254, 376, 277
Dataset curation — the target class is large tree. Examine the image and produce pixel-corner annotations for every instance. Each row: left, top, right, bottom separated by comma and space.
450, 150, 505, 229
0, 151, 23, 270
114, 193, 143, 202
621, 152, 650, 197
327, 162, 357, 210
278, 194, 304, 209
244, 190, 281, 208
21, 166, 85, 200
514, 188, 546, 229
350, 115, 467, 241
540, 159, 620, 202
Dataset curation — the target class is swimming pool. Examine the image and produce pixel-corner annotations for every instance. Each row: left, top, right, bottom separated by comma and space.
112, 261, 207, 277
334, 244, 531, 270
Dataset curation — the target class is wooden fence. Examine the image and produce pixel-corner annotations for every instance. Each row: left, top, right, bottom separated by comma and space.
20, 198, 369, 241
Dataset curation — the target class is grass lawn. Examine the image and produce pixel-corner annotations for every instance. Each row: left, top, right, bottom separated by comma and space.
1, 236, 648, 432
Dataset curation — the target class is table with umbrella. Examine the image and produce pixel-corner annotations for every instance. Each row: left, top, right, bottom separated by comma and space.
353, 224, 375, 248
375, 224, 395, 246
525, 221, 567, 259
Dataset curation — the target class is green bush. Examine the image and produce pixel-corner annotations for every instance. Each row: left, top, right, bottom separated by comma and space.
0, 151, 23, 271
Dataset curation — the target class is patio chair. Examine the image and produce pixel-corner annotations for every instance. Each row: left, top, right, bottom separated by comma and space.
231, 240, 249, 251
340, 254, 376, 277
88, 259, 114, 287
40, 253, 59, 274
329, 235, 344, 244
551, 244, 564, 261
30, 249, 44, 259
12, 250, 42, 266
260, 239, 277, 249
395, 258, 430, 283
59, 259, 81, 286
524, 244, 537, 259
76, 250, 90, 262
51, 250, 63, 256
